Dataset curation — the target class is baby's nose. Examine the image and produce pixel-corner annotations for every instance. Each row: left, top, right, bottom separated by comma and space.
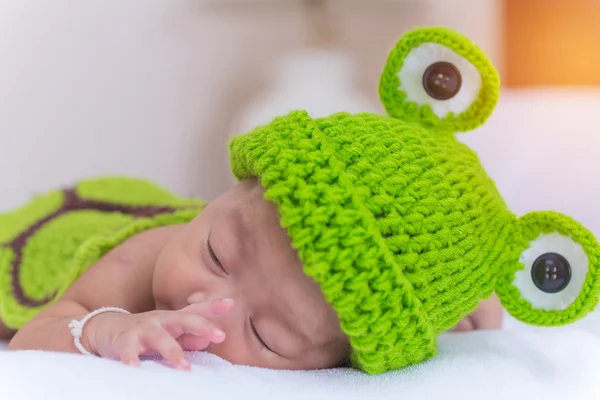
186, 291, 208, 304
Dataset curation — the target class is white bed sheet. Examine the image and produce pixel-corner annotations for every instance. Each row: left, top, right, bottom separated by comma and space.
2, 328, 599, 400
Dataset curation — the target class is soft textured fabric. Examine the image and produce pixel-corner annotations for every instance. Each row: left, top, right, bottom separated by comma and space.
2, 328, 600, 400
229, 26, 600, 373
0, 177, 203, 329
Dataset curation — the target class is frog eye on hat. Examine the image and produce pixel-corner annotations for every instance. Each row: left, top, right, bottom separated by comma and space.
496, 211, 600, 326
379, 26, 500, 133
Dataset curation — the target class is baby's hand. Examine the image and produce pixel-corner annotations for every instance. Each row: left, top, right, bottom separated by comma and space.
87, 298, 233, 370
452, 294, 503, 332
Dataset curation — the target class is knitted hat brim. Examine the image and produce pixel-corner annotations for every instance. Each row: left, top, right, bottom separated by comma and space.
229, 110, 436, 374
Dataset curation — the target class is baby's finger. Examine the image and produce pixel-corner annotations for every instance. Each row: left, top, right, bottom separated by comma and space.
165, 313, 226, 343
178, 333, 212, 352
183, 297, 234, 318
452, 317, 475, 332
114, 335, 142, 367
119, 346, 142, 367
143, 327, 190, 371
469, 294, 503, 330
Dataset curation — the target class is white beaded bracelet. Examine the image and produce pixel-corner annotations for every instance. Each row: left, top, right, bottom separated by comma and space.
68, 307, 131, 355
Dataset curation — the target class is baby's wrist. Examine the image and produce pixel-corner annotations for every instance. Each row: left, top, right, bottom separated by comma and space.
69, 308, 129, 357
79, 312, 106, 356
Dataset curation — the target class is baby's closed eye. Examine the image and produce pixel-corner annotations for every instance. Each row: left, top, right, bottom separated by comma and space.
206, 234, 228, 276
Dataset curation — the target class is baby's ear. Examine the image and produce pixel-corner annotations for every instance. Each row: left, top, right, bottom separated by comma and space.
496, 211, 600, 326
379, 26, 500, 133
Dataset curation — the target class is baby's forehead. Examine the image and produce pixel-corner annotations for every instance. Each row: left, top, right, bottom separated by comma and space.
224, 183, 336, 297
221, 180, 349, 354
224, 181, 288, 236
233, 179, 269, 209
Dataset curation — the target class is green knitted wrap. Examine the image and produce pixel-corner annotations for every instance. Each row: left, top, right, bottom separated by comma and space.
230, 27, 600, 373
0, 177, 203, 329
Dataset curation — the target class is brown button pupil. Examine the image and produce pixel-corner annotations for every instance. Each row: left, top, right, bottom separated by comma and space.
422, 61, 462, 100
531, 252, 572, 294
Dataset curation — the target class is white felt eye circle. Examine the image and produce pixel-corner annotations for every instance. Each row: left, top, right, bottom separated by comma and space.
514, 233, 588, 310
398, 43, 482, 119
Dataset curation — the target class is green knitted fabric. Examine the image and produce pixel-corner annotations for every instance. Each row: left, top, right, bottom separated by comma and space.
496, 211, 600, 326
0, 177, 203, 329
229, 26, 600, 374
379, 26, 499, 132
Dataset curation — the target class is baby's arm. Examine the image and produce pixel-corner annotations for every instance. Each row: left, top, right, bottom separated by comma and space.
9, 225, 230, 369
8, 227, 167, 353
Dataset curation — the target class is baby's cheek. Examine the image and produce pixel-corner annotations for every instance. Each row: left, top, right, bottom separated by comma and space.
154, 254, 192, 309
204, 336, 257, 366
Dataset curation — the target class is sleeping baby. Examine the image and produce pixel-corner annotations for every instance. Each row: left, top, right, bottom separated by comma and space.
3, 27, 599, 374
3, 176, 502, 371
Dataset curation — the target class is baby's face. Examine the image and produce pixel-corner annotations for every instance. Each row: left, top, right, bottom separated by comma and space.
152, 178, 349, 370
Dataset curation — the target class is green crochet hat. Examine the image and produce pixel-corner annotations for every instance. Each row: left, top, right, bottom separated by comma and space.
229, 27, 600, 374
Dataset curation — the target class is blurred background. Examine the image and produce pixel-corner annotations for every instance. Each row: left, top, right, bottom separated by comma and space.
0, 1, 597, 212
0, 0, 599, 332
0, 0, 599, 218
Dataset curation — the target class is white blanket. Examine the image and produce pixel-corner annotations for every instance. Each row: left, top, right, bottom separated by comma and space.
1, 328, 599, 400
